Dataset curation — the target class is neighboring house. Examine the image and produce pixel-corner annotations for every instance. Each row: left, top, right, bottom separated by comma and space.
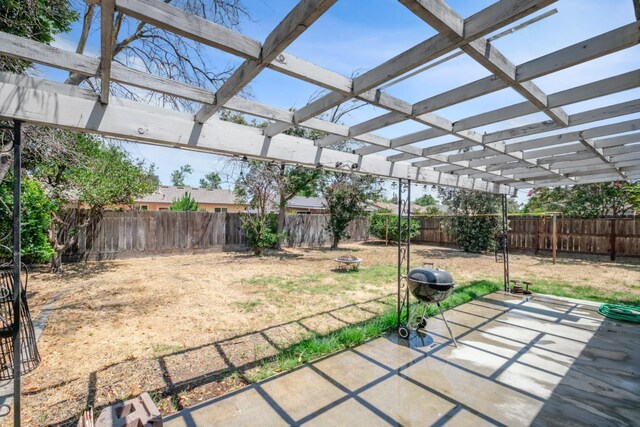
286, 196, 326, 214
135, 186, 383, 214
134, 186, 244, 212
287, 196, 380, 214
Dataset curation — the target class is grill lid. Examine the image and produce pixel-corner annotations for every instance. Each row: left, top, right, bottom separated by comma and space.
407, 267, 454, 286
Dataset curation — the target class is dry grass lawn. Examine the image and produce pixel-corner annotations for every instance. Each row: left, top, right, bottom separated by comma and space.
21, 243, 640, 425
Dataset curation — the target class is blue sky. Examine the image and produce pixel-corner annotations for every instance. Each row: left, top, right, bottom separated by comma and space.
42, 0, 640, 203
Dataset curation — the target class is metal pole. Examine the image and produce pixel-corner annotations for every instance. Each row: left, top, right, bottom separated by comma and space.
552, 213, 557, 265
502, 194, 510, 292
406, 180, 411, 276
12, 121, 22, 427
397, 179, 402, 328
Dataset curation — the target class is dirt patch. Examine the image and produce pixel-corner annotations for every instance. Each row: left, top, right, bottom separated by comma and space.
19, 244, 639, 425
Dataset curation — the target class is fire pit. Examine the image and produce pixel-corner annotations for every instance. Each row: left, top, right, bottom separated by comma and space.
334, 255, 362, 271
398, 266, 458, 346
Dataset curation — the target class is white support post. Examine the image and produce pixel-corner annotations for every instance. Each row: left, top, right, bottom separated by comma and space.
100, 0, 115, 104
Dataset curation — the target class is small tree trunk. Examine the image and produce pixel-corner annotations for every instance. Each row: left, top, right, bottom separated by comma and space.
51, 252, 63, 274
275, 184, 287, 250
48, 222, 64, 273
331, 235, 339, 250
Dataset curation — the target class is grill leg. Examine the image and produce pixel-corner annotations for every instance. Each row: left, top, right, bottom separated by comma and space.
437, 302, 458, 348
406, 304, 419, 330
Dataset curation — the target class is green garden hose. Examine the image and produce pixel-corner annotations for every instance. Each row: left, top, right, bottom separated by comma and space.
597, 304, 640, 323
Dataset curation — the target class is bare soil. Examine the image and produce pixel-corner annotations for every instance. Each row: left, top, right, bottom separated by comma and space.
19, 243, 639, 426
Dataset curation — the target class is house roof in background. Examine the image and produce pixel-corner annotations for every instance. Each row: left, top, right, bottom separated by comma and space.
287, 196, 325, 210
136, 186, 238, 205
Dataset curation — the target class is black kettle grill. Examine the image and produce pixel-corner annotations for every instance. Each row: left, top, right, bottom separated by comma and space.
398, 266, 458, 346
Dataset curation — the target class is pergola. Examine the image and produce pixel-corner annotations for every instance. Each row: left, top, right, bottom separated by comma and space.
0, 0, 638, 424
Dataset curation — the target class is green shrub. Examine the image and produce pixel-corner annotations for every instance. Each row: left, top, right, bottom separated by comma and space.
369, 210, 419, 242
443, 216, 499, 253
0, 177, 56, 264
241, 213, 281, 255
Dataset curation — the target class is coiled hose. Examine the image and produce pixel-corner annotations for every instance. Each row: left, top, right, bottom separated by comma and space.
597, 304, 640, 323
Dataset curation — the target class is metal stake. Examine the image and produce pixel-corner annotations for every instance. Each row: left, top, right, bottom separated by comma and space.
12, 121, 22, 427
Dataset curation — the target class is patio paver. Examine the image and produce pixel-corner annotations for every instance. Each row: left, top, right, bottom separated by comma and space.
164, 293, 640, 426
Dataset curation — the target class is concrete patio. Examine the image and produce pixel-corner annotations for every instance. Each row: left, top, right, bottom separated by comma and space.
164, 293, 639, 426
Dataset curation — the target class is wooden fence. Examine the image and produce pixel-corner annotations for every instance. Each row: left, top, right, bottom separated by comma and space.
62, 211, 640, 261
63, 211, 369, 261
414, 215, 640, 259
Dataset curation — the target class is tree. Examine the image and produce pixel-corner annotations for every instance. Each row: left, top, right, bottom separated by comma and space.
273, 164, 322, 250
170, 192, 199, 211
0, 0, 77, 74
0, 0, 79, 183
199, 171, 222, 189
234, 161, 281, 255
414, 194, 437, 207
507, 198, 522, 213
524, 182, 639, 217
33, 132, 158, 271
171, 164, 193, 187
438, 187, 500, 253
323, 173, 382, 249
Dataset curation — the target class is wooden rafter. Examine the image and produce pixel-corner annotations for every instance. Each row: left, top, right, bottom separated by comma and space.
0, 0, 637, 189
99, 0, 115, 104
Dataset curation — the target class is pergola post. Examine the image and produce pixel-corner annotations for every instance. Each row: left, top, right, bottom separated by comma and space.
397, 179, 411, 332
501, 194, 510, 292
11, 120, 22, 427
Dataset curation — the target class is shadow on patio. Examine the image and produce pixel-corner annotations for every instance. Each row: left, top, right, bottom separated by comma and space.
162, 293, 639, 426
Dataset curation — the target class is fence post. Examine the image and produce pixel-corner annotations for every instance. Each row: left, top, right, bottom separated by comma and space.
534, 216, 541, 255
552, 213, 557, 264
385, 215, 389, 245
610, 218, 617, 261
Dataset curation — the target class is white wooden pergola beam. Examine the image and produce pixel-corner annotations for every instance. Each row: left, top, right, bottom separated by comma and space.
195, 0, 337, 123
0, 75, 513, 194
362, 67, 640, 158
96, 0, 353, 95
488, 133, 640, 169
0, 32, 397, 150
483, 98, 640, 144
100, 0, 115, 104
97, 0, 262, 58
263, 0, 552, 137
448, 110, 640, 166
506, 118, 640, 152
517, 21, 640, 81
453, 69, 640, 133
577, 135, 626, 179
402, 0, 568, 126
410, 22, 639, 119
0, 31, 216, 103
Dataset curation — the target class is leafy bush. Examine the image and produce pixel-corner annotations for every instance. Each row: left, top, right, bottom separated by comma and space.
0, 177, 56, 264
170, 192, 199, 211
369, 210, 419, 242
443, 216, 498, 253
241, 213, 281, 255
438, 187, 501, 253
